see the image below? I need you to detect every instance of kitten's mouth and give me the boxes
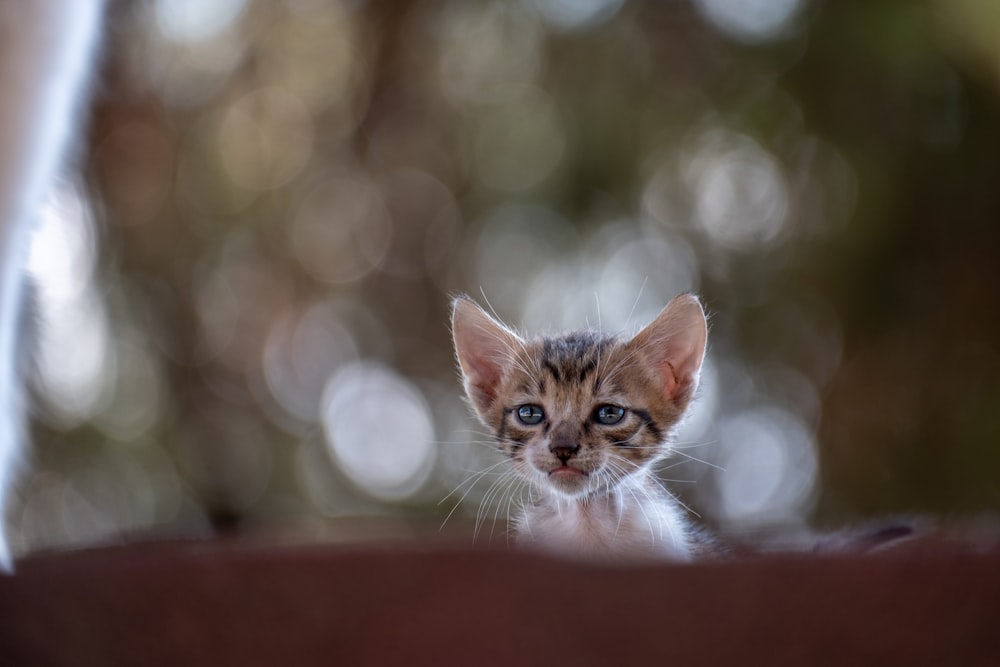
[548,465,587,478]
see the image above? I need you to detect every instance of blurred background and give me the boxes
[10,0,1000,556]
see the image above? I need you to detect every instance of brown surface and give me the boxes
[1,539,998,666]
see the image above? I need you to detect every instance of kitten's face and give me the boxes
[452,295,707,499]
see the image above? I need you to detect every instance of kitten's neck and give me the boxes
[517,471,693,561]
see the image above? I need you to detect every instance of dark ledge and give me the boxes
[1,539,998,665]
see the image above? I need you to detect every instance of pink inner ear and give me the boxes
[660,360,683,402]
[452,298,519,416]
[464,352,502,408]
[658,357,697,405]
[631,295,707,407]
[661,328,705,403]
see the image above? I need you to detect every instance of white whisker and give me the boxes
[672,449,725,472]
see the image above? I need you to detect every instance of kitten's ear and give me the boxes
[451,297,523,418]
[627,294,707,408]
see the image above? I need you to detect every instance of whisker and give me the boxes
[438,456,511,506]
[623,276,648,333]
[594,291,602,332]
[662,486,702,520]
[671,449,725,472]
[489,473,524,543]
[671,440,719,450]
[478,287,502,322]
[473,471,514,541]
[625,483,655,543]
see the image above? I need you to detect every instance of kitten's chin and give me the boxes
[545,466,590,496]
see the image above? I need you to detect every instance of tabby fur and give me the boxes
[451,293,708,560]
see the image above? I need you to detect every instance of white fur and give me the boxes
[0,0,103,570]
[519,474,693,561]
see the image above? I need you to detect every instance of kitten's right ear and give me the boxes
[451,297,522,418]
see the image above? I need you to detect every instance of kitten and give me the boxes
[0,0,104,570]
[451,293,709,561]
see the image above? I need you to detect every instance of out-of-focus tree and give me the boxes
[11,0,1000,555]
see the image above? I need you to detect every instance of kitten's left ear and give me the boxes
[627,294,707,408]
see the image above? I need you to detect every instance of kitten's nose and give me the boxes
[549,440,580,464]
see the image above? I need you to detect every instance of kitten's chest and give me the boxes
[519,483,692,561]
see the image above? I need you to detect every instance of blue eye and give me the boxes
[516,405,545,425]
[594,405,625,425]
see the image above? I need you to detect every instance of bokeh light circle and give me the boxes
[321,362,436,501]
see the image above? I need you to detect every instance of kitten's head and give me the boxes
[451,294,707,499]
